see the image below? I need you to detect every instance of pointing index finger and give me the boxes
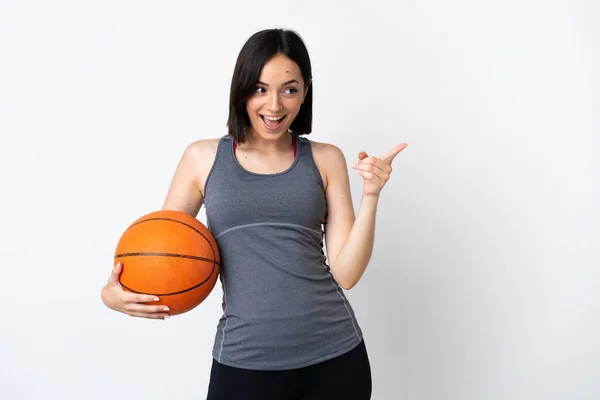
[382,143,408,162]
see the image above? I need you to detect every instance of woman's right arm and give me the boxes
[101,141,207,319]
[161,141,206,216]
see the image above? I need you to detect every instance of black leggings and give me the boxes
[206,340,372,400]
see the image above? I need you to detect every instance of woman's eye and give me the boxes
[254,87,297,95]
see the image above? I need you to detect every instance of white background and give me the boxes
[0,1,598,399]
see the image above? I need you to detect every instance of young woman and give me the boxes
[101,28,407,400]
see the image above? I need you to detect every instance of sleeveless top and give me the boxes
[202,134,363,371]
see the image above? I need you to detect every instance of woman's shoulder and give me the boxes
[182,137,223,193]
[187,136,223,154]
[307,138,343,156]
[307,138,347,166]
[306,138,347,192]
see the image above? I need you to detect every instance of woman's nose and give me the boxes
[267,92,283,112]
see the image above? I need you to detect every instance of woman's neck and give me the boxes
[237,131,293,155]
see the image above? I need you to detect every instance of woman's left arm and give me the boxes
[321,142,407,290]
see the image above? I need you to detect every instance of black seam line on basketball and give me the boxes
[126,217,217,262]
[118,261,218,296]
[114,252,220,266]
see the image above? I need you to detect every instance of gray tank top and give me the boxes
[203,134,363,371]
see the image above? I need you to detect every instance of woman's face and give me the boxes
[245,54,308,140]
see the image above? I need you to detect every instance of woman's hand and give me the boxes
[101,262,171,320]
[351,143,408,196]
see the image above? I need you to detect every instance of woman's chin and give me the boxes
[250,124,290,137]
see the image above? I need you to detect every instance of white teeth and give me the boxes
[263,115,284,121]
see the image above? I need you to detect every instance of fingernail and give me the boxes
[153,297,160,301]
[163,307,170,311]
[163,315,170,320]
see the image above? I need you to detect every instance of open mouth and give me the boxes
[260,114,286,131]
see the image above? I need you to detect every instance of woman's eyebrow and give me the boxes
[257,79,300,86]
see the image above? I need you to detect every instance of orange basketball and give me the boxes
[114,210,220,316]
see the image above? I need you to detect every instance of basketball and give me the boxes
[114,210,220,316]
